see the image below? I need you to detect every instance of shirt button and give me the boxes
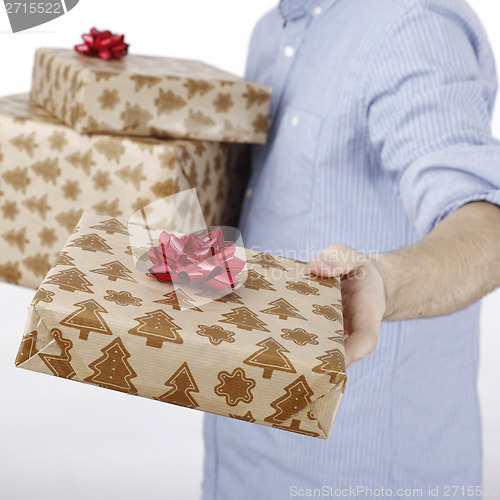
[291,116,299,126]
[284,46,295,58]
[313,6,323,16]
[245,188,253,199]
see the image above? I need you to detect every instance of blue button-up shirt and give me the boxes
[202,1,500,498]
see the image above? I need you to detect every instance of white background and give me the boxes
[0,1,499,499]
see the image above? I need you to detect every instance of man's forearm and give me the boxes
[372,201,500,321]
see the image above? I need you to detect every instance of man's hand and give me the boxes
[310,202,500,369]
[309,244,385,368]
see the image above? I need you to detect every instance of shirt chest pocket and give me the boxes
[258,107,323,219]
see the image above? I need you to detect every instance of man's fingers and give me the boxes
[309,243,368,278]
[344,329,378,368]
[310,244,384,369]
[343,291,384,368]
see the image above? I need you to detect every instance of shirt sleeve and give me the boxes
[244,8,275,81]
[366,0,500,238]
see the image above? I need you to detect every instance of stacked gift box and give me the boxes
[6,35,347,438]
[1,41,271,289]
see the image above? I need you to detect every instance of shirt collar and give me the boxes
[279,0,337,22]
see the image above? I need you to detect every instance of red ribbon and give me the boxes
[148,228,246,290]
[75,27,129,60]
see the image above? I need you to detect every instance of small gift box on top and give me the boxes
[31,47,272,143]
[16,211,346,439]
[0,94,246,289]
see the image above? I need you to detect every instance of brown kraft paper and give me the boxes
[0,94,246,289]
[16,212,346,439]
[31,48,272,144]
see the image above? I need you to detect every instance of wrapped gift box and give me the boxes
[31,48,271,143]
[16,212,346,439]
[0,94,246,289]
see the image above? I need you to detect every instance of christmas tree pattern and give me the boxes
[128,309,183,348]
[196,325,235,345]
[31,158,61,184]
[2,227,29,251]
[328,333,345,347]
[264,375,315,427]
[90,218,130,236]
[116,163,146,190]
[243,270,276,291]
[272,419,320,438]
[312,304,342,323]
[214,367,256,406]
[59,299,112,341]
[32,287,55,306]
[24,253,51,278]
[92,198,122,218]
[10,131,38,157]
[153,289,202,312]
[228,411,256,423]
[15,330,38,365]
[23,194,50,219]
[219,306,270,332]
[83,337,137,394]
[68,233,113,254]
[214,292,243,304]
[156,362,199,408]
[130,74,162,91]
[247,252,287,271]
[281,328,319,347]
[244,338,296,379]
[90,261,137,283]
[260,298,306,321]
[39,328,76,379]
[312,349,344,383]
[65,149,95,175]
[285,281,320,296]
[45,268,94,293]
[56,209,82,232]
[2,166,30,193]
[196,290,243,304]
[54,251,75,267]
[243,85,270,108]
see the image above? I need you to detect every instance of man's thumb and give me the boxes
[309,244,367,278]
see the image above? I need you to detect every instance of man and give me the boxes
[202,0,500,498]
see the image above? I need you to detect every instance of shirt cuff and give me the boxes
[398,146,500,237]
[430,190,500,234]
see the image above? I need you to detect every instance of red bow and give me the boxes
[148,228,246,290]
[75,28,129,60]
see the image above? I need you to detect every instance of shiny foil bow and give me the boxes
[148,228,245,290]
[75,28,129,60]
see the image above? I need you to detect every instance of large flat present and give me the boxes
[16,212,346,439]
[0,94,245,289]
[30,48,271,144]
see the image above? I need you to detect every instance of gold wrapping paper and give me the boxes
[31,48,272,144]
[16,212,346,439]
[0,94,246,289]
